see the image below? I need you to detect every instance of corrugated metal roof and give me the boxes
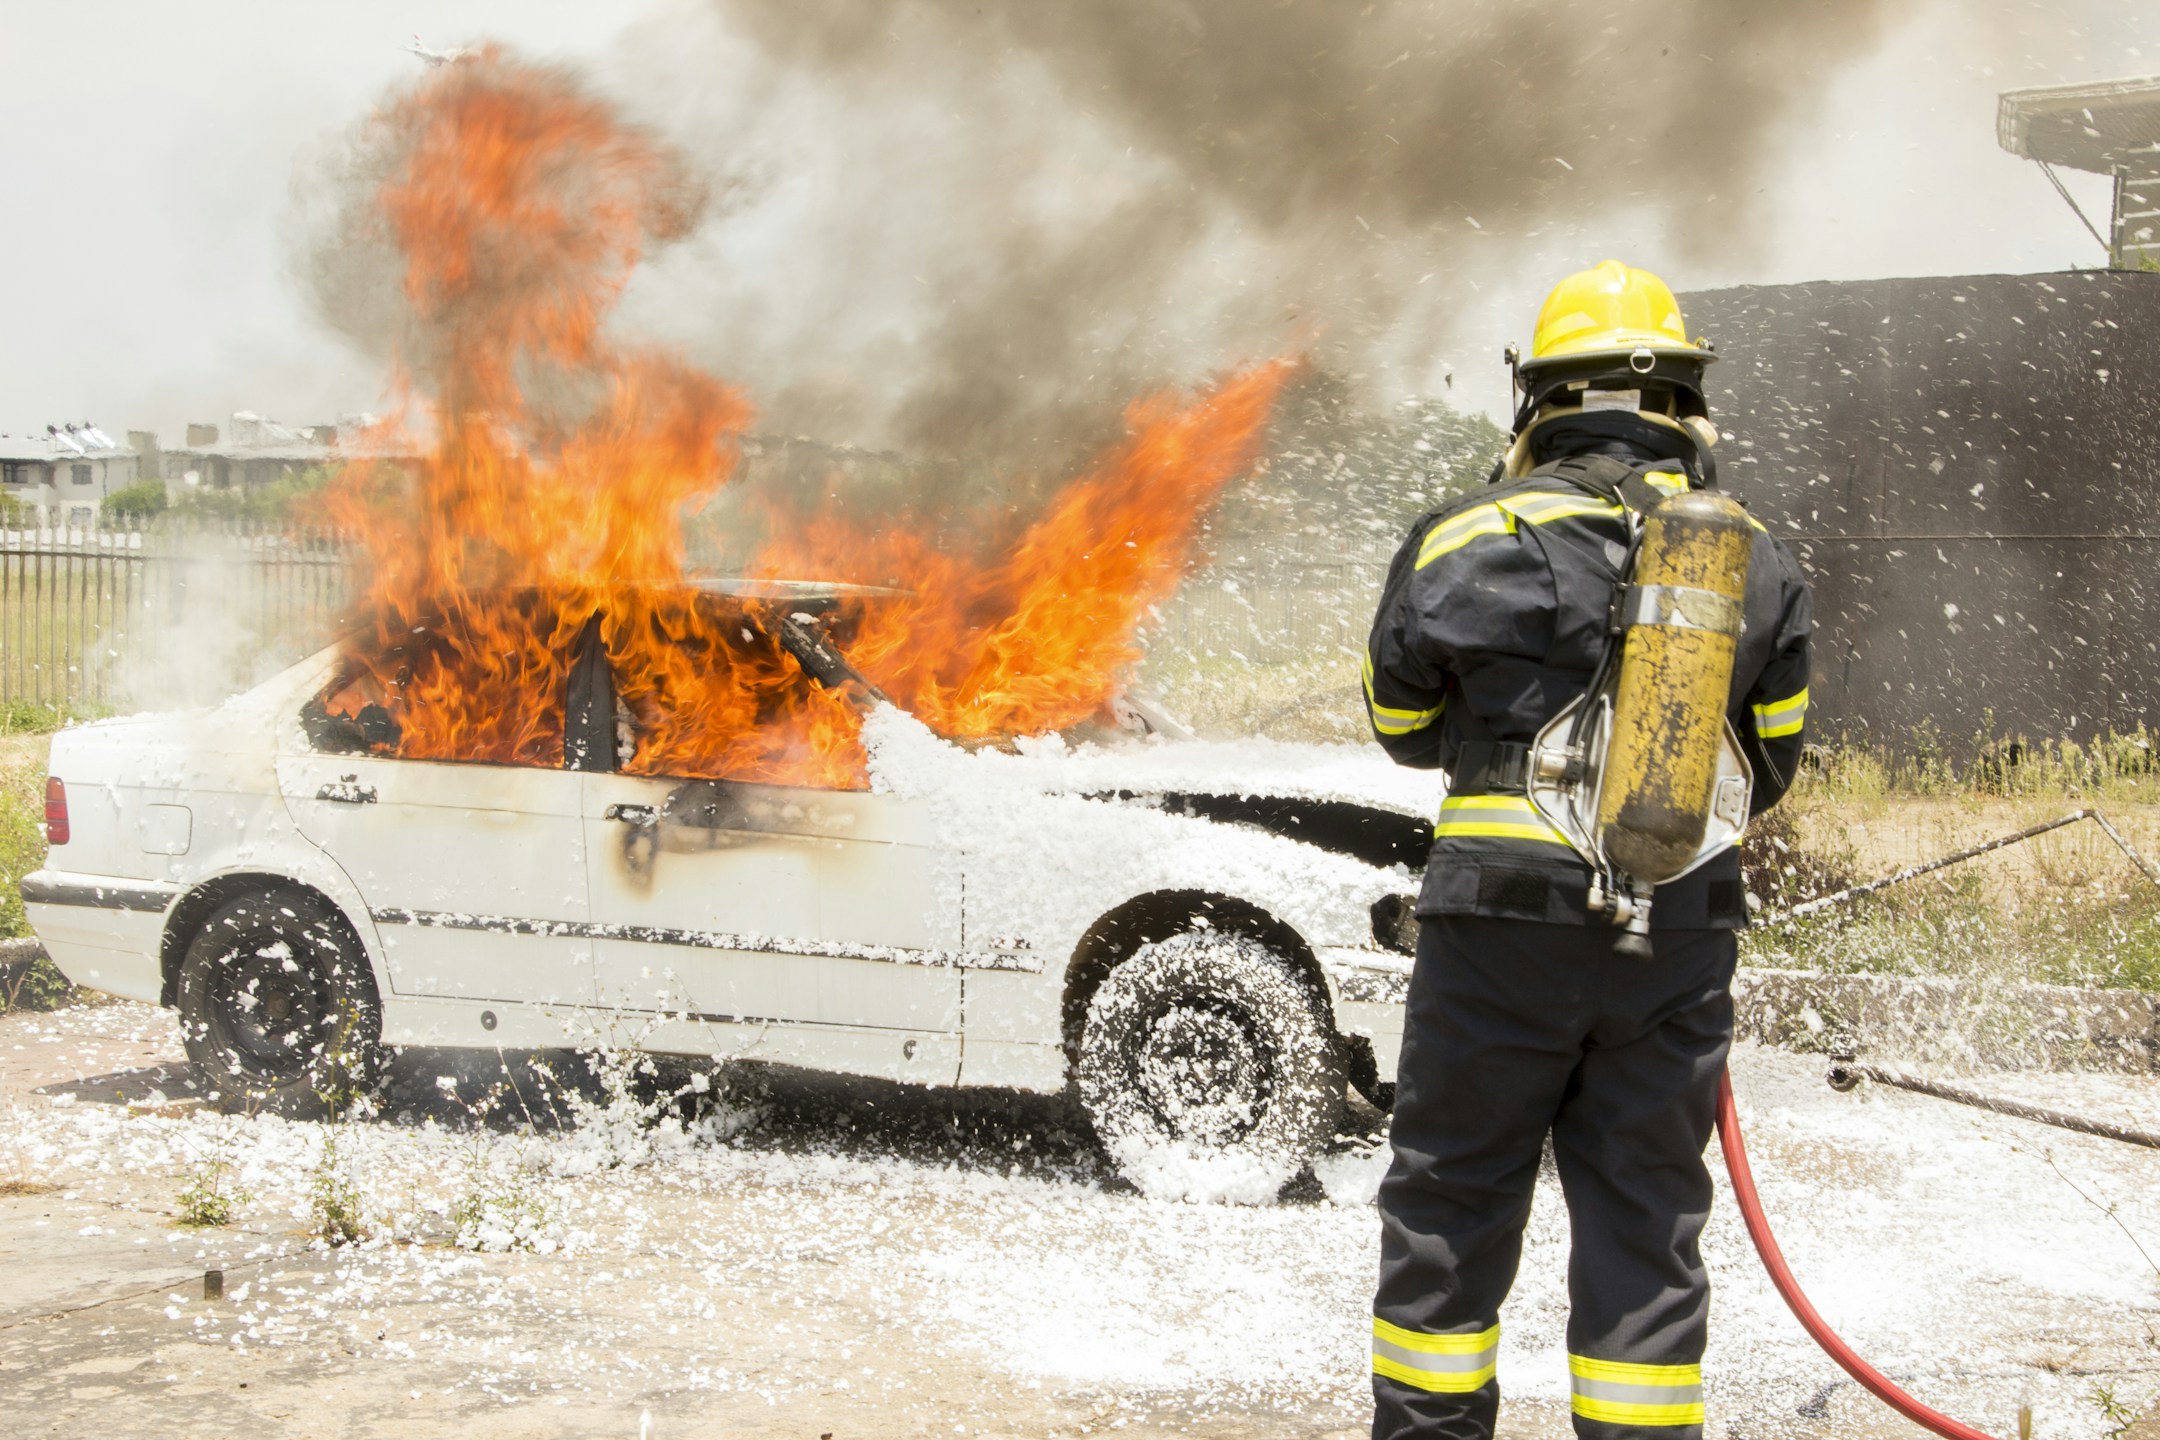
[1999,74,2160,172]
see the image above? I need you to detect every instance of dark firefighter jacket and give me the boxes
[1364,448,1813,929]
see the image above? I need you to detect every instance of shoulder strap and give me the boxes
[1524,453,1685,515]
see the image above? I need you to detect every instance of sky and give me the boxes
[0,0,2151,441]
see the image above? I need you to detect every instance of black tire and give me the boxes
[175,890,381,1119]
[1076,931,1344,1191]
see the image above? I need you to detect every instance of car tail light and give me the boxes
[44,777,68,845]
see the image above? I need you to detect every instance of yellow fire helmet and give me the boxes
[1499,259,1723,478]
[1523,259,1710,371]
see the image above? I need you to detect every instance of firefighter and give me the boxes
[1363,259,1813,1440]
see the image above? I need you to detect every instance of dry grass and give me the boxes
[1749,780,2160,994]
[1137,648,1367,743]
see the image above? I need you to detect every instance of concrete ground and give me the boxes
[2,998,2156,1439]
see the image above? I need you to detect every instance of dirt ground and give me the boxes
[3,1000,2157,1439]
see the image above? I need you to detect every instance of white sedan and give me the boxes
[24,587,1430,1186]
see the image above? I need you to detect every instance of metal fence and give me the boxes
[0,519,1388,716]
[0,521,353,712]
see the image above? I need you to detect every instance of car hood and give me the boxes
[863,705,1444,818]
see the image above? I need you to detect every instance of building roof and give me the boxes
[1998,73,2160,173]
[0,430,129,465]
[166,445,339,464]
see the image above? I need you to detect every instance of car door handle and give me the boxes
[316,777,377,805]
[605,803,657,825]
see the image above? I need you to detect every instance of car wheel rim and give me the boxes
[206,942,325,1083]
[1133,1001,1271,1146]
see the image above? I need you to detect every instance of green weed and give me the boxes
[309,1128,367,1246]
[2086,1381,2145,1440]
[176,1155,249,1228]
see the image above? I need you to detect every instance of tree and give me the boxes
[101,481,169,525]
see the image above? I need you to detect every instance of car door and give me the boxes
[277,750,596,1007]
[581,770,962,1066]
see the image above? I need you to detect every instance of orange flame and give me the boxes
[324,50,1287,789]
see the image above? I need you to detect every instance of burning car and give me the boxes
[24,582,1431,1188]
[18,48,1438,1192]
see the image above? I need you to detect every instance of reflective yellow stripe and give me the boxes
[1751,686,1809,740]
[1415,491,1628,570]
[1417,504,1511,568]
[1434,795,1570,846]
[1372,1319,1499,1394]
[1571,1396,1707,1427]
[1362,651,1444,737]
[1568,1354,1704,1428]
[1497,494,1626,526]
[1645,469,1689,496]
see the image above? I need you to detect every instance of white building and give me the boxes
[0,424,140,527]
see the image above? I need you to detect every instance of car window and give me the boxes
[605,591,871,792]
[302,595,591,769]
[302,588,876,788]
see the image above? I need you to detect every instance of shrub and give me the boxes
[169,463,341,522]
[0,748,46,942]
[1,953,72,1011]
[100,480,168,525]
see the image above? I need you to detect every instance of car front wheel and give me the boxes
[1076,930,1344,1198]
[176,890,381,1119]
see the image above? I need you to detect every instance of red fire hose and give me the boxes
[1715,1069,2005,1440]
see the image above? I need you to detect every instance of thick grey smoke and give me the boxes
[602,0,1893,476]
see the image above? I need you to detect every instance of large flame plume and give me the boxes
[324,50,1286,789]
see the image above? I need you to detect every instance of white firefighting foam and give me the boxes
[3,998,2155,1435]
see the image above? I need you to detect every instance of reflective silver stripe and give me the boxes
[1372,1336,1495,1375]
[1571,1376,1703,1407]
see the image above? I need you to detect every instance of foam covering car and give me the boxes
[24,585,1432,1186]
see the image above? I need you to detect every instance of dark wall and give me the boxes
[1683,270,2160,747]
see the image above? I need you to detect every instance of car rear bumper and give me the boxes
[21,870,178,1005]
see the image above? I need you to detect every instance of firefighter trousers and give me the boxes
[1371,914,1736,1440]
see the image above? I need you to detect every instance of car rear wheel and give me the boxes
[176,890,381,1119]
[1076,930,1344,1197]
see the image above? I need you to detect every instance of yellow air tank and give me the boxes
[1596,491,1755,883]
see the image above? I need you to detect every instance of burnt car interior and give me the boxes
[301,583,885,771]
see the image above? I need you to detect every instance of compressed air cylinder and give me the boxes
[1596,491,1755,884]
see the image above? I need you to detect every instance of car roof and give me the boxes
[689,578,911,602]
